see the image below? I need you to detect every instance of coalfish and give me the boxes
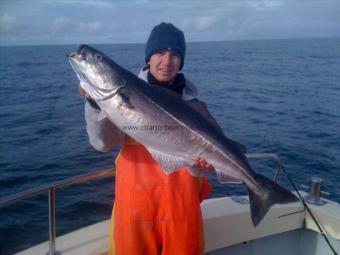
[68,45,298,226]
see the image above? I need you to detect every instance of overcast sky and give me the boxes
[1,0,340,46]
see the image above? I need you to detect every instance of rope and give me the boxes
[281,164,338,255]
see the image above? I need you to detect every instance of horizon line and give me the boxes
[1,35,339,48]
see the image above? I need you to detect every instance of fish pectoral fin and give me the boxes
[98,111,108,121]
[117,93,134,110]
[146,148,188,174]
[216,169,243,184]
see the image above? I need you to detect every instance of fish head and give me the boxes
[68,44,125,101]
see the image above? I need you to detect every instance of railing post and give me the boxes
[0,168,115,255]
[46,188,61,255]
[246,153,282,182]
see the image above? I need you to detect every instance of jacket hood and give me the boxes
[138,66,198,101]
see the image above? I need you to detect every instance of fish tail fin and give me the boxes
[247,174,299,227]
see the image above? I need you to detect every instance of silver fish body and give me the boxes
[68,45,298,226]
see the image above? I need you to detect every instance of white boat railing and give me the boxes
[246,153,282,181]
[0,153,281,255]
[0,168,115,255]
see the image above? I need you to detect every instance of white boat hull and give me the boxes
[15,193,340,255]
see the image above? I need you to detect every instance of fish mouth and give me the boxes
[67,44,117,101]
[67,51,78,59]
[67,51,83,61]
[67,45,88,60]
[67,48,89,92]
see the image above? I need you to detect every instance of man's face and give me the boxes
[148,49,181,84]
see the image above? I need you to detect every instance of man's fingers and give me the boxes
[193,157,214,171]
[205,163,214,171]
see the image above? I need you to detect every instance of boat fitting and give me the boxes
[304,177,326,206]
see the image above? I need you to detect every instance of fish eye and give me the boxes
[95,54,102,61]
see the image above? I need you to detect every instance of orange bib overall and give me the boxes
[108,140,211,255]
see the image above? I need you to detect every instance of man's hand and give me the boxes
[193,157,214,172]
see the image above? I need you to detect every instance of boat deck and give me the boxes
[15,194,340,255]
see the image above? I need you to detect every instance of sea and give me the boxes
[0,38,339,254]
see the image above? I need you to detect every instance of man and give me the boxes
[81,23,226,255]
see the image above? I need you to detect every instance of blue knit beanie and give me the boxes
[145,22,186,70]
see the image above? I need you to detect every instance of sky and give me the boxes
[1,0,340,46]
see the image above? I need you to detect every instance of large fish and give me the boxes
[68,45,298,226]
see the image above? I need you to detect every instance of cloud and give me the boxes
[249,0,284,11]
[0,14,17,31]
[57,0,113,8]
[180,15,220,32]
[135,0,150,4]
[79,21,104,34]
[52,17,70,29]
[196,16,219,31]
[1,0,340,46]
[107,20,139,33]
